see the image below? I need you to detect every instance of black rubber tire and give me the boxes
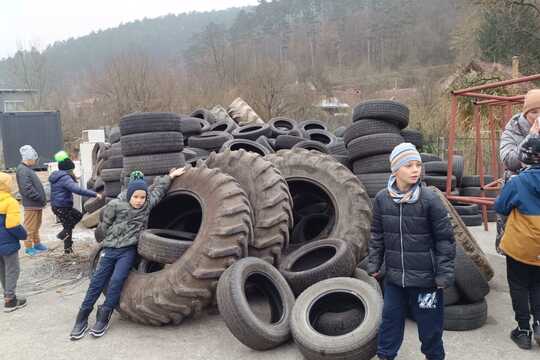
[179,117,204,136]
[453,204,479,216]
[347,133,405,161]
[420,153,441,163]
[216,257,295,350]
[117,165,253,326]
[101,168,123,182]
[486,209,497,222]
[123,152,185,176]
[83,196,107,214]
[352,154,391,175]
[460,214,483,227]
[423,175,456,191]
[444,286,460,306]
[103,142,122,159]
[344,119,400,146]
[432,187,494,281]
[102,156,123,170]
[327,142,348,156]
[93,177,105,192]
[266,149,372,259]
[292,140,328,153]
[353,268,382,296]
[312,308,365,337]
[220,139,270,156]
[109,127,121,144]
[269,117,298,137]
[424,156,464,182]
[460,187,498,198]
[255,136,275,153]
[209,119,238,133]
[353,100,409,129]
[444,299,488,331]
[275,135,305,149]
[334,126,346,138]
[299,120,328,133]
[81,208,102,229]
[205,150,293,265]
[356,173,391,198]
[187,131,233,150]
[454,244,490,302]
[137,229,195,264]
[332,155,349,167]
[304,129,337,146]
[400,129,424,148]
[104,181,121,197]
[291,214,330,248]
[121,132,183,156]
[279,239,357,296]
[461,175,495,188]
[120,112,181,136]
[191,108,217,124]
[232,124,272,141]
[291,277,382,360]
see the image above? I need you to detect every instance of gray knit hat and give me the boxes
[20,145,38,161]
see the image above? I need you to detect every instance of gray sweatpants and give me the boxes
[0,252,20,299]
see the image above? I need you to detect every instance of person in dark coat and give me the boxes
[368,142,455,360]
[49,151,100,254]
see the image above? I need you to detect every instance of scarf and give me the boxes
[387,175,421,204]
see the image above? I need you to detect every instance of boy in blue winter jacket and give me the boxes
[0,172,28,312]
[49,151,100,254]
[368,143,455,360]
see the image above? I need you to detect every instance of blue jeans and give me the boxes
[377,281,445,360]
[81,246,136,311]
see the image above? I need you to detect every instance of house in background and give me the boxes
[0,89,36,112]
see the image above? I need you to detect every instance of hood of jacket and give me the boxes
[49,170,71,184]
[0,172,13,194]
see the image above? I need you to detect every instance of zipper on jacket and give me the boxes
[400,203,405,288]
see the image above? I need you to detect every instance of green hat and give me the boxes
[54,150,69,162]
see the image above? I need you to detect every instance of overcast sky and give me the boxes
[0,0,259,59]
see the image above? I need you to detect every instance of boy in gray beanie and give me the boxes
[15,145,48,256]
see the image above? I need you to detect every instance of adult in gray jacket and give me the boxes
[15,145,48,256]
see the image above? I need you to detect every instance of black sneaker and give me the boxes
[533,321,540,346]
[89,306,113,338]
[70,308,92,341]
[511,327,532,350]
[56,230,67,240]
[4,297,27,313]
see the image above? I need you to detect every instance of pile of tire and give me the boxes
[456,175,498,224]
[119,112,186,187]
[344,100,425,201]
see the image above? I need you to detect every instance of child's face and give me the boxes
[526,108,540,124]
[395,160,422,186]
[129,190,147,209]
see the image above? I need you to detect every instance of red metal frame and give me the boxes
[447,74,540,230]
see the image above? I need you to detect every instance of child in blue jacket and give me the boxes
[0,172,28,312]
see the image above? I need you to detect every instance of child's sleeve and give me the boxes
[147,175,172,209]
[367,196,385,275]
[96,202,116,242]
[65,176,98,198]
[5,198,27,240]
[430,195,456,289]
[494,178,519,216]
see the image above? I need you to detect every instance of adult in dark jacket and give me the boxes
[15,145,48,256]
[49,151,99,254]
[368,142,455,360]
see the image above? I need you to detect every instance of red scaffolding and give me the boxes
[446,74,540,230]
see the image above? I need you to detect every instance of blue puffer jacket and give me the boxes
[49,170,97,208]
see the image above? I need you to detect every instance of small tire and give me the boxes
[444,299,488,331]
[187,131,233,150]
[344,119,400,145]
[120,112,181,135]
[347,133,404,161]
[269,117,298,137]
[352,154,391,175]
[353,100,409,129]
[444,286,460,306]
[123,152,186,176]
[454,244,490,302]
[275,135,305,150]
[304,129,337,146]
[220,139,271,156]
[292,140,328,153]
[460,214,483,227]
[137,229,195,264]
[232,124,272,141]
[121,132,183,156]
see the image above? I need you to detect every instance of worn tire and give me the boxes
[461,175,495,188]
[327,142,348,156]
[420,153,441,163]
[120,112,181,135]
[121,132,183,156]
[101,168,123,182]
[104,181,121,198]
[352,154,391,175]
[299,120,328,133]
[117,166,253,326]
[454,244,490,302]
[191,108,217,124]
[460,214,483,227]
[123,152,185,176]
[453,204,479,216]
[216,257,295,350]
[344,119,400,145]
[460,187,498,198]
[312,308,365,337]
[220,139,270,156]
[269,117,298,137]
[423,175,456,191]
[353,268,382,296]
[275,135,305,149]
[279,239,357,296]
[179,117,204,136]
[444,286,460,306]
[187,131,233,150]
[304,129,337,146]
[353,100,409,129]
[205,150,293,265]
[356,173,391,198]
[292,140,328,153]
[232,124,272,141]
[255,136,275,153]
[137,229,196,264]
[400,129,423,148]
[347,133,404,161]
[266,149,372,259]
[432,187,494,281]
[209,119,238,133]
[102,156,123,170]
[444,299,488,331]
[291,277,382,360]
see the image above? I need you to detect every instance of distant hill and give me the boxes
[0,7,248,87]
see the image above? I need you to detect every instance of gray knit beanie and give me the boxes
[20,145,38,161]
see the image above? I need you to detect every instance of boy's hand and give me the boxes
[96,193,103,200]
[169,167,186,179]
[371,272,381,279]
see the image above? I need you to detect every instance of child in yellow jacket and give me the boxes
[0,172,28,312]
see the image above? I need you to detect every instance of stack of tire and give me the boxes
[119,112,186,187]
[344,100,410,201]
[458,175,498,224]
[421,154,463,195]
